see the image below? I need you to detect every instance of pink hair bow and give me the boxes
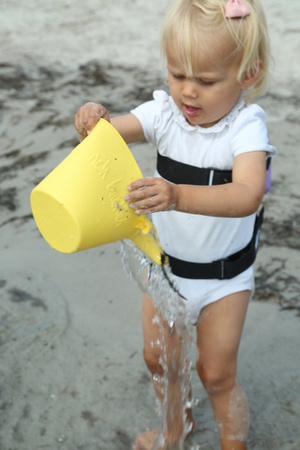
[225,0,250,18]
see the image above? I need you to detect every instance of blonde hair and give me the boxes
[161,0,270,101]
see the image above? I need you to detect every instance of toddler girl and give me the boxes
[74,0,277,448]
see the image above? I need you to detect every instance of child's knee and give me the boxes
[143,345,162,375]
[196,361,236,396]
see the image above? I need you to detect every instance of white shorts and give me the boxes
[172,266,254,325]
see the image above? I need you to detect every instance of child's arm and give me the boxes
[125,151,267,218]
[74,102,145,143]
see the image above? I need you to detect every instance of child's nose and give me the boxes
[182,79,198,98]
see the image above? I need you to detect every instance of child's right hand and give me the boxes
[74,102,110,141]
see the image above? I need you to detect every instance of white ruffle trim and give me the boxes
[153,90,245,134]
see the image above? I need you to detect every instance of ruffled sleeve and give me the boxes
[229,104,277,158]
[130,90,174,146]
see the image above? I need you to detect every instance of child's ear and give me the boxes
[241,60,264,90]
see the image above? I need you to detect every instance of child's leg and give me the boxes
[134,293,194,450]
[196,290,250,450]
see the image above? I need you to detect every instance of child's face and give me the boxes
[167,43,246,128]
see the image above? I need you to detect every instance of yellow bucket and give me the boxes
[30,119,162,265]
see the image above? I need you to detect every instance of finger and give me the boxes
[134,204,160,215]
[74,106,91,139]
[82,103,101,132]
[75,103,109,139]
[129,193,176,215]
[128,196,156,209]
[74,118,88,141]
[125,186,158,203]
[127,177,157,193]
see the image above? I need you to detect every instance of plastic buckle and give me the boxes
[208,169,215,185]
[213,259,226,279]
[220,259,225,279]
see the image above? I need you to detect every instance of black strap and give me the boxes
[157,151,232,185]
[157,150,265,279]
[166,207,264,280]
[157,151,271,185]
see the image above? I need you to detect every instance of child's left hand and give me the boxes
[125,177,178,215]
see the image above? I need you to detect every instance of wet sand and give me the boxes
[1,1,300,449]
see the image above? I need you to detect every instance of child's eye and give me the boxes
[171,73,185,80]
[198,79,215,86]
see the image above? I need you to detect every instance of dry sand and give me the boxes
[1,1,300,449]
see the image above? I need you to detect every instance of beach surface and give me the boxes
[1,1,300,449]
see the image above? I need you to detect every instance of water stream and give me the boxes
[121,239,195,449]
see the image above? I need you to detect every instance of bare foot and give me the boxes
[132,421,196,450]
[133,429,159,450]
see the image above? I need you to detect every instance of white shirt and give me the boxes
[131,90,277,264]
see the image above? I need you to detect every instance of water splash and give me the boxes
[121,239,193,449]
